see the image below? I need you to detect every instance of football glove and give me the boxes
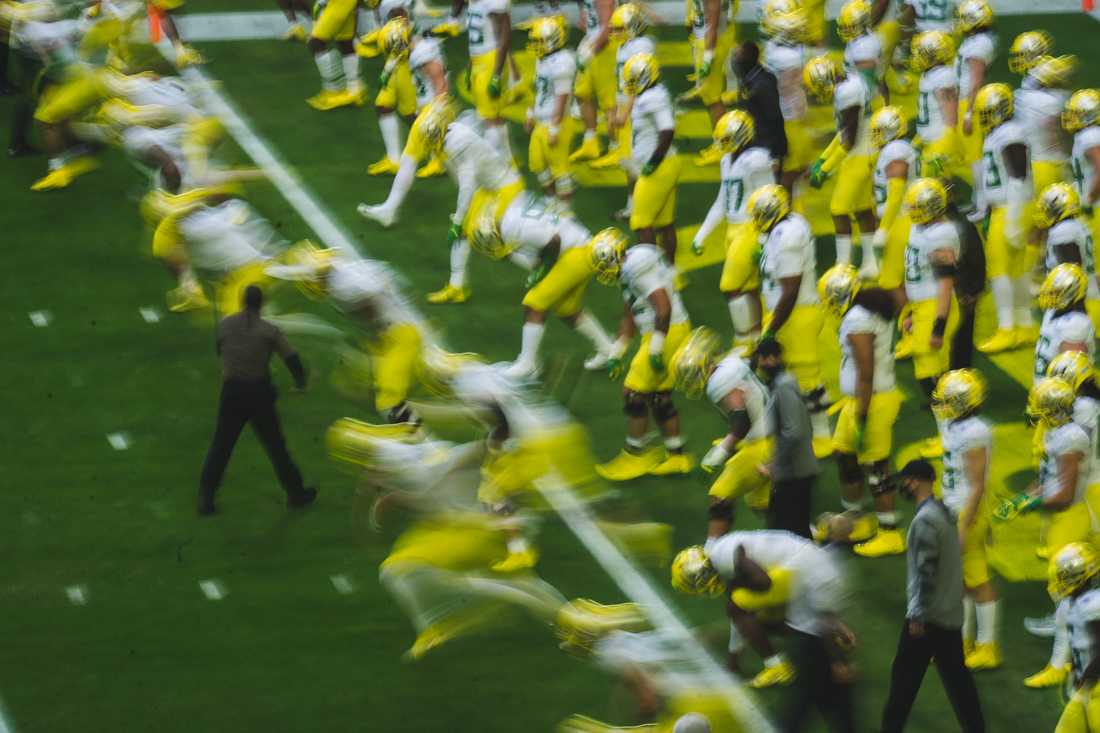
[488,74,502,98]
[649,352,665,373]
[993,492,1041,522]
[446,222,462,245]
[699,49,714,78]
[809,158,828,188]
[641,161,656,176]
[701,442,732,473]
[606,356,624,380]
[526,264,549,289]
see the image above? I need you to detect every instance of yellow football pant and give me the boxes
[34,68,107,124]
[909,297,959,380]
[831,390,903,463]
[528,118,576,184]
[369,323,423,412]
[311,0,357,42]
[630,154,682,230]
[878,211,911,291]
[215,262,270,315]
[1056,685,1100,733]
[375,60,417,116]
[470,51,509,120]
[764,305,824,392]
[573,42,616,112]
[829,153,876,217]
[783,119,814,173]
[718,221,760,293]
[690,27,735,106]
[957,99,983,175]
[402,106,434,163]
[960,507,992,588]
[1046,502,1092,558]
[522,245,595,317]
[624,322,691,393]
[708,437,772,503]
[1033,160,1069,202]
[985,205,1030,280]
[381,515,510,573]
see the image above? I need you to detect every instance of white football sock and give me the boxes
[573,310,613,352]
[835,234,852,265]
[875,511,899,529]
[990,275,1014,330]
[342,53,361,93]
[449,239,470,288]
[584,129,596,142]
[861,232,877,266]
[976,600,999,645]
[314,49,340,91]
[382,154,417,209]
[379,113,401,161]
[516,322,545,367]
[1014,275,1035,327]
[963,596,976,644]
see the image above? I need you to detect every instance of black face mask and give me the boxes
[734,60,755,79]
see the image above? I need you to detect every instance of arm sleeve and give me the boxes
[695,186,726,244]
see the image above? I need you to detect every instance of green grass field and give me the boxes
[2,9,1098,732]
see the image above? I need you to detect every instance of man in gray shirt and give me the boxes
[756,339,817,538]
[198,285,315,516]
[880,459,985,732]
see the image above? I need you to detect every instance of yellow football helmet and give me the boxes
[817,264,861,317]
[528,15,567,58]
[761,7,809,43]
[802,55,840,103]
[747,184,791,233]
[955,0,992,34]
[278,239,336,298]
[910,30,955,72]
[671,327,722,399]
[931,369,986,420]
[713,109,755,155]
[1008,30,1052,74]
[1034,182,1081,229]
[1047,351,1095,392]
[973,82,1013,131]
[419,97,457,152]
[1030,54,1077,90]
[469,207,513,260]
[609,3,648,42]
[1063,89,1100,133]
[671,546,724,597]
[590,227,629,284]
[1028,377,1077,429]
[1049,542,1100,602]
[870,106,907,149]
[836,0,871,42]
[904,178,948,225]
[621,52,660,96]
[380,16,412,57]
[1038,263,1087,311]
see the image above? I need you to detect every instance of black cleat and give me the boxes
[197,494,217,516]
[287,486,318,510]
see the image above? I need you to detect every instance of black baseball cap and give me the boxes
[892,459,937,483]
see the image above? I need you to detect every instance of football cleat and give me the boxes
[588,148,623,169]
[30,156,99,191]
[1024,663,1070,688]
[749,660,796,688]
[854,528,906,557]
[344,87,367,107]
[1014,325,1040,345]
[357,202,397,227]
[166,283,211,312]
[649,452,694,476]
[569,136,602,163]
[283,23,307,42]
[596,448,661,481]
[306,89,350,110]
[975,328,1018,354]
[367,157,400,176]
[965,642,1002,670]
[416,155,447,178]
[426,284,471,304]
[491,548,539,573]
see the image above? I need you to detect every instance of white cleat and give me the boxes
[858,258,880,281]
[357,203,396,227]
[583,351,610,371]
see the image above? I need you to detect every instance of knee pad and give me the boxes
[837,452,863,485]
[652,391,678,422]
[803,385,829,413]
[623,390,648,418]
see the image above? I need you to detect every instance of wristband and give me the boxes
[932,317,947,337]
[648,331,666,356]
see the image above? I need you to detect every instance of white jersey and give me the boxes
[955,32,995,101]
[904,0,956,32]
[916,66,957,144]
[718,147,774,224]
[1015,85,1069,163]
[501,193,590,269]
[760,213,817,311]
[843,33,881,78]
[1076,396,1100,486]
[408,38,446,110]
[980,120,1032,208]
[705,354,772,441]
[763,41,807,121]
[533,49,576,123]
[1040,421,1091,504]
[121,124,195,191]
[940,415,992,515]
[619,244,689,333]
[1046,217,1099,300]
[616,36,656,101]
[1063,590,1100,685]
[873,139,918,218]
[178,201,273,274]
[704,531,846,636]
[1034,311,1095,382]
[904,220,960,302]
[631,83,677,167]
[1072,127,1100,207]
[467,0,509,57]
[838,304,896,395]
[327,258,418,329]
[444,117,520,195]
[834,73,874,156]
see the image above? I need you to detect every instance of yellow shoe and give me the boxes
[893,334,913,360]
[596,449,661,481]
[813,436,834,459]
[426,284,470,304]
[306,89,349,111]
[569,136,602,163]
[749,660,795,688]
[963,638,975,657]
[1015,325,1040,347]
[693,143,724,167]
[345,87,367,107]
[589,149,623,170]
[368,156,400,176]
[919,436,943,459]
[976,328,1018,354]
[1024,664,1070,688]
[848,513,878,543]
[649,452,694,476]
[166,283,210,312]
[283,23,307,41]
[965,642,1002,671]
[854,528,906,558]
[491,548,538,573]
[31,168,73,191]
[416,156,447,178]
[64,155,99,179]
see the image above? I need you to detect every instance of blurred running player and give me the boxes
[1017,54,1076,206]
[1035,183,1100,330]
[452,0,513,157]
[760,3,811,198]
[870,106,917,294]
[910,30,960,181]
[525,15,577,205]
[306,0,365,110]
[568,0,616,163]
[954,0,995,190]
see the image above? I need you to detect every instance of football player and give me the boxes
[525,16,577,205]
[466,206,616,377]
[910,30,960,181]
[670,328,772,525]
[568,0,616,163]
[1064,89,1100,239]
[1007,29,1052,80]
[305,0,365,110]
[760,3,812,198]
[838,1,884,103]
[691,110,774,345]
[954,0,996,190]
[592,236,694,480]
[869,106,917,294]
[1035,183,1100,330]
[748,184,832,455]
[686,0,736,166]
[818,265,905,558]
[893,0,957,93]
[803,55,878,272]
[369,17,416,175]
[1044,543,1100,722]
[622,53,682,269]
[972,82,1035,353]
[931,369,1001,670]
[1017,54,1076,204]
[1033,264,1094,384]
[452,0,513,158]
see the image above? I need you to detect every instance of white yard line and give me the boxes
[175,59,773,730]
[0,698,14,733]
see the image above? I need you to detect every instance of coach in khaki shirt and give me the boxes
[197,285,315,515]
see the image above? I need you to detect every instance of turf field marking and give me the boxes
[330,574,356,595]
[139,307,162,324]
[106,432,131,451]
[199,579,227,600]
[27,310,51,327]
[65,585,88,606]
[0,696,15,733]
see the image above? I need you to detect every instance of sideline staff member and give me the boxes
[198,285,316,515]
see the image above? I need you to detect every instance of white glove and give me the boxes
[701,443,732,473]
[872,227,887,250]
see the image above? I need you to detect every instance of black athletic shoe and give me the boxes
[287,486,318,510]
[197,493,217,516]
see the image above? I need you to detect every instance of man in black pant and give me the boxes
[198,285,316,515]
[948,201,986,369]
[880,460,985,732]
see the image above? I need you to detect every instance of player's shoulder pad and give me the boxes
[925,64,958,89]
[621,243,662,280]
[955,416,993,449]
[409,37,442,67]
[1077,125,1100,149]
[880,138,916,165]
[1076,589,1100,623]
[842,304,878,333]
[706,354,752,403]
